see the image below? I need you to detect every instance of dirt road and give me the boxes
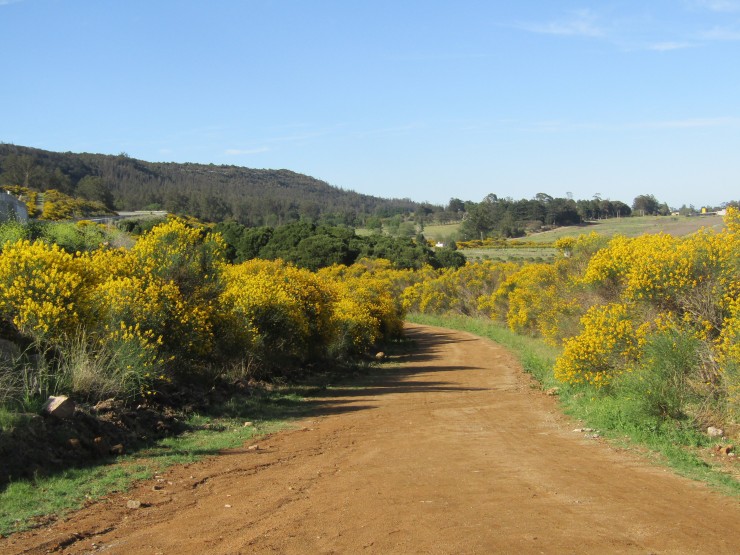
[3,324,739,554]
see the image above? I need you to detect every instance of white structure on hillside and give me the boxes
[0,190,29,223]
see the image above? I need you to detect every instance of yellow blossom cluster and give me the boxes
[484,262,578,342]
[131,218,227,292]
[554,303,644,386]
[318,259,411,353]
[95,275,215,357]
[0,240,87,341]
[402,261,518,316]
[222,260,323,361]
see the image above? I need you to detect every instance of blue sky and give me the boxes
[1,1,738,209]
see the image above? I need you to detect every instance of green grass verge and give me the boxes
[407,313,739,496]
[0,388,312,536]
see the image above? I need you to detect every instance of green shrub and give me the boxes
[613,330,701,424]
[39,222,108,253]
[0,222,30,249]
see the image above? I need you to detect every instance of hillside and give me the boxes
[0,144,425,225]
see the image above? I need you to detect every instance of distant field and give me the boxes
[457,215,725,262]
[421,223,461,241]
[356,215,725,251]
[524,215,725,244]
[462,247,557,263]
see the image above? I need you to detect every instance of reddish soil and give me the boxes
[3,324,739,554]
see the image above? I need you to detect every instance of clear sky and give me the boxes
[1,0,738,209]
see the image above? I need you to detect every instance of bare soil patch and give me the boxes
[3,324,738,554]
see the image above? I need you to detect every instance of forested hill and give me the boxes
[0,144,424,225]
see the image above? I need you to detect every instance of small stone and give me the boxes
[93,398,118,413]
[110,444,125,455]
[243,421,253,427]
[375,352,385,360]
[42,396,75,419]
[545,387,560,396]
[152,485,165,491]
[126,500,142,509]
[67,438,82,449]
[248,444,260,450]
[224,504,232,508]
[707,426,724,438]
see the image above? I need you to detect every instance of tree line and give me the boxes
[4,143,727,239]
[0,144,425,226]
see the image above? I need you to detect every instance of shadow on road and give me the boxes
[0,324,471,491]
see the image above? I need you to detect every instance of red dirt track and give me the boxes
[3,323,739,554]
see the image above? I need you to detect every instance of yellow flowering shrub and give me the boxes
[674,229,739,339]
[83,247,138,285]
[513,262,584,343]
[221,260,319,361]
[219,258,406,364]
[93,274,214,358]
[344,273,404,339]
[554,232,609,272]
[719,298,740,365]
[403,261,517,316]
[554,303,643,387]
[0,240,87,342]
[552,215,734,393]
[582,234,640,300]
[328,284,383,354]
[318,260,409,356]
[0,218,426,401]
[627,235,694,306]
[478,259,584,344]
[718,297,740,421]
[583,227,738,335]
[131,217,227,299]
[725,206,740,233]
[321,258,426,298]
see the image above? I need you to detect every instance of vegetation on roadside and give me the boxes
[0,217,423,489]
[0,386,313,536]
[1,201,738,536]
[405,210,740,432]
